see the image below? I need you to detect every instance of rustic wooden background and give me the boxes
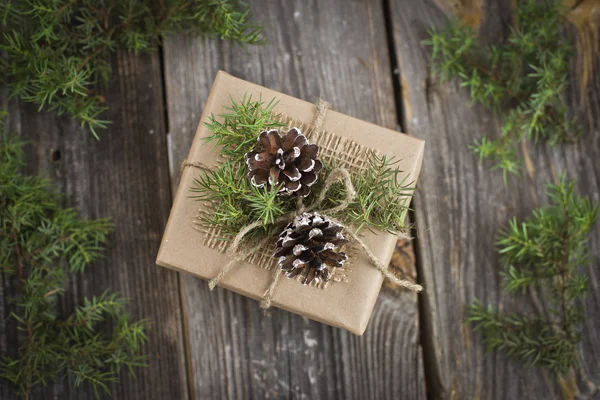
[1,0,599,399]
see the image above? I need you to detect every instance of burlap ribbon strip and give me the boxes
[181,99,423,310]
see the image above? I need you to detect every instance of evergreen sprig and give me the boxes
[320,153,414,233]
[203,94,286,162]
[0,0,264,138]
[191,94,290,238]
[190,95,413,240]
[191,161,292,239]
[468,177,598,374]
[0,118,149,398]
[424,0,580,181]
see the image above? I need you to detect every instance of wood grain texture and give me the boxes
[162,0,425,399]
[3,1,596,399]
[388,0,600,398]
[0,49,189,399]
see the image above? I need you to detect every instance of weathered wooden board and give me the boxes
[388,0,600,398]
[3,1,596,398]
[0,49,189,399]
[162,0,425,399]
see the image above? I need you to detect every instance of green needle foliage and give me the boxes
[204,94,287,161]
[192,160,291,238]
[424,0,580,181]
[192,94,289,238]
[468,177,598,374]
[0,117,149,398]
[190,95,413,240]
[0,0,264,138]
[319,153,414,233]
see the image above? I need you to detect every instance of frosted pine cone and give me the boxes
[274,212,348,285]
[244,128,323,197]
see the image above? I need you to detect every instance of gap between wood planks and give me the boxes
[381,0,441,399]
[157,44,196,400]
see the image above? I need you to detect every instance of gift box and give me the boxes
[156,71,424,335]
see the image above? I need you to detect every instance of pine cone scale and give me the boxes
[257,131,270,149]
[249,168,269,187]
[268,166,279,186]
[259,151,276,163]
[300,172,317,186]
[281,128,306,149]
[247,156,270,171]
[267,130,282,152]
[286,180,301,192]
[282,165,301,181]
[300,144,318,159]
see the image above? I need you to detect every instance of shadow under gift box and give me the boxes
[156,71,424,335]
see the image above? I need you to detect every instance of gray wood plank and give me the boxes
[1,49,189,399]
[162,0,425,399]
[388,0,600,398]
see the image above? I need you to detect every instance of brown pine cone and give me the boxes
[244,128,323,197]
[274,212,348,285]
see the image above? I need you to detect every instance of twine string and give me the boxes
[344,229,422,292]
[306,168,356,215]
[312,99,330,134]
[180,160,210,177]
[207,220,263,290]
[260,264,282,309]
[192,98,422,309]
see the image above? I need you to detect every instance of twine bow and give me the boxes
[182,99,423,310]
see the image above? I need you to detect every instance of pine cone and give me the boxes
[274,212,348,285]
[244,128,323,197]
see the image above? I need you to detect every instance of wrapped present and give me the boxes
[156,71,424,335]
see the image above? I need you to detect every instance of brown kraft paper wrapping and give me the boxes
[156,71,424,335]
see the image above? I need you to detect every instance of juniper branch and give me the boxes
[468,176,598,374]
[0,114,149,398]
[0,0,265,138]
[316,153,414,234]
[424,0,581,181]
